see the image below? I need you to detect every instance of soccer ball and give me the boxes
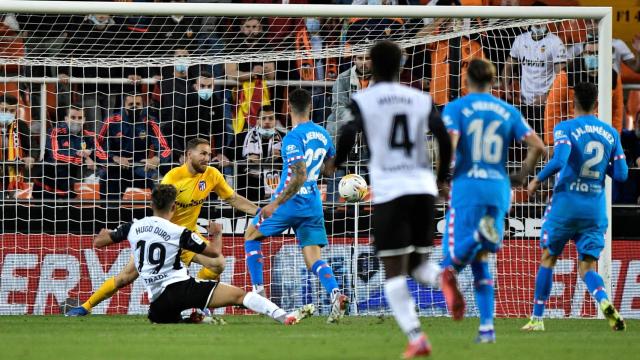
[338,174,368,202]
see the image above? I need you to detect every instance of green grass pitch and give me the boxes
[0,316,637,360]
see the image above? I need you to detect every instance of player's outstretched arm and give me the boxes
[512,132,545,187]
[261,161,307,218]
[608,133,629,183]
[180,229,220,258]
[93,228,115,248]
[93,223,132,248]
[224,192,260,216]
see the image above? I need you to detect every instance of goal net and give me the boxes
[1,3,635,319]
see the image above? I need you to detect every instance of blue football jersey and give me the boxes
[273,121,335,217]
[543,115,626,221]
[443,93,533,210]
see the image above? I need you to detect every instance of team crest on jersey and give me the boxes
[198,180,206,191]
[540,45,546,53]
[554,130,565,139]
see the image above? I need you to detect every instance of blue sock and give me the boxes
[583,270,609,304]
[442,237,481,273]
[311,260,339,295]
[532,266,553,318]
[244,240,264,287]
[471,261,494,328]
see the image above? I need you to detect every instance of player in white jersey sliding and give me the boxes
[93,184,313,324]
[326,40,460,359]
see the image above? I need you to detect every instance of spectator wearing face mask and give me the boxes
[543,42,623,145]
[159,48,191,137]
[185,71,225,156]
[504,24,568,134]
[0,94,36,194]
[295,17,339,126]
[33,104,108,198]
[224,105,284,201]
[97,94,171,199]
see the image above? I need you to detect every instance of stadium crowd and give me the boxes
[0,0,639,204]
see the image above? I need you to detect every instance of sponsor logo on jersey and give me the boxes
[198,180,206,191]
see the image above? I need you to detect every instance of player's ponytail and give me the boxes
[467,58,496,88]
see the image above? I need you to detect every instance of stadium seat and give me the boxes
[14,182,34,200]
[74,182,100,200]
[122,187,152,208]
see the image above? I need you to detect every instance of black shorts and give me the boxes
[372,194,436,257]
[148,278,218,324]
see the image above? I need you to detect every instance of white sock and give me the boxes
[252,284,265,294]
[242,292,287,323]
[384,276,422,341]
[412,261,441,288]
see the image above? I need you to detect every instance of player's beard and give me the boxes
[191,159,207,173]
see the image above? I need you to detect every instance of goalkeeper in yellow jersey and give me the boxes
[66,138,260,317]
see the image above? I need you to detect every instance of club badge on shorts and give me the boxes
[198,180,206,191]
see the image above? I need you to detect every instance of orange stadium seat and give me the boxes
[74,183,100,200]
[122,187,152,208]
[14,182,33,200]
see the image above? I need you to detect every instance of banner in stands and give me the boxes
[1,235,639,319]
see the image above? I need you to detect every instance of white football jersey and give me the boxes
[110,216,207,302]
[351,82,438,204]
[510,31,567,105]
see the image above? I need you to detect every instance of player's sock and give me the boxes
[412,261,441,288]
[471,261,494,329]
[384,276,423,342]
[196,267,220,281]
[82,276,117,311]
[583,270,609,304]
[311,259,339,295]
[242,291,287,323]
[245,240,264,289]
[442,238,481,273]
[532,265,553,319]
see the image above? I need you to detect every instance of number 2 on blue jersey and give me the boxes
[579,140,605,179]
[304,148,327,181]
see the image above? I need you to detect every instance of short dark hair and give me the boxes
[467,58,496,87]
[370,40,402,82]
[288,88,312,115]
[198,70,213,79]
[186,137,210,151]
[0,93,18,106]
[151,184,177,212]
[260,104,274,114]
[573,82,598,112]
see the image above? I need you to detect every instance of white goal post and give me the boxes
[0,1,618,318]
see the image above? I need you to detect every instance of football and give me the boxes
[338,174,368,202]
